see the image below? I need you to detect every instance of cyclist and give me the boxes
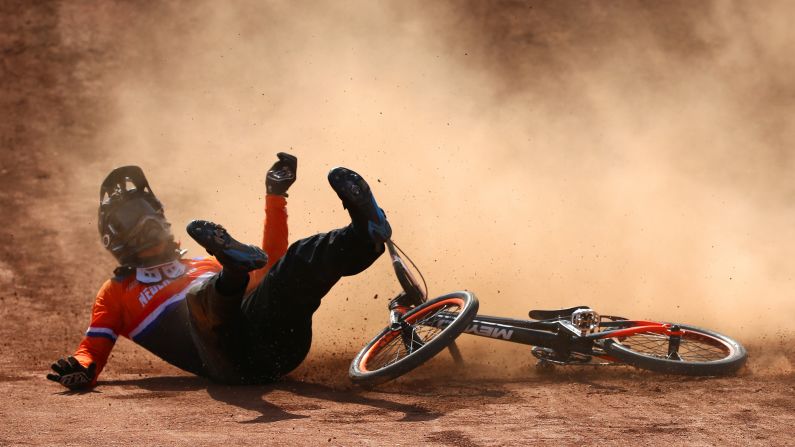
[47,153,391,388]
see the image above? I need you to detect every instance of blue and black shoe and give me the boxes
[328,167,392,244]
[186,220,268,272]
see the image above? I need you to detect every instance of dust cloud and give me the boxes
[61,1,794,374]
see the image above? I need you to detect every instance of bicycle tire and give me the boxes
[600,323,747,375]
[349,291,478,386]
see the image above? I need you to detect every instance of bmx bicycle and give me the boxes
[349,240,748,386]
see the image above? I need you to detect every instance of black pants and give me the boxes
[186,224,383,384]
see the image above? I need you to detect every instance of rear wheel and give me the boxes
[350,291,478,386]
[600,323,747,375]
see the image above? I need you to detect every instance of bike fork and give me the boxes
[391,308,464,363]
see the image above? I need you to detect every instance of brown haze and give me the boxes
[59,1,795,375]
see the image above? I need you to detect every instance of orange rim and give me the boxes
[358,297,465,373]
[599,323,734,362]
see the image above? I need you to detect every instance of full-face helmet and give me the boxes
[98,166,178,267]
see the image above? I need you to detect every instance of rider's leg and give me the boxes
[184,274,250,382]
[184,220,269,382]
[242,223,383,318]
[238,167,391,381]
[238,223,383,380]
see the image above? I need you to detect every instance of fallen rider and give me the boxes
[47,153,391,388]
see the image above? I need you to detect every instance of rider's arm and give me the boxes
[247,153,295,288]
[262,194,288,267]
[72,279,123,385]
[248,194,288,288]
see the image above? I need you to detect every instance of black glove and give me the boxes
[266,152,298,197]
[46,356,96,390]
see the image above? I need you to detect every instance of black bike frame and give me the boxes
[429,312,640,357]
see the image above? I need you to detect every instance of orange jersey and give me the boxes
[73,195,288,382]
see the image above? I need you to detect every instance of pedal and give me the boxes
[531,347,592,365]
[532,347,568,364]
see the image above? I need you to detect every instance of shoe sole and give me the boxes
[327,167,391,243]
[186,220,267,271]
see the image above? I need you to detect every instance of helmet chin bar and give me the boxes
[134,242,183,268]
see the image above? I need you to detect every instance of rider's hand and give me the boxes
[46,356,96,390]
[266,152,298,197]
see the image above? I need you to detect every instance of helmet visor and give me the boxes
[106,197,160,238]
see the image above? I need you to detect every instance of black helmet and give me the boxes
[98,166,178,267]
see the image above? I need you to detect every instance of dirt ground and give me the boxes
[1,1,793,446]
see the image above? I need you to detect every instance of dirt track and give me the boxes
[1,1,794,446]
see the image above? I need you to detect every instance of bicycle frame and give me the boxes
[384,240,686,364]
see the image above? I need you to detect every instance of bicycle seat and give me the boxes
[528,306,590,320]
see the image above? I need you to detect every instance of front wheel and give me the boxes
[350,291,478,386]
[599,323,747,375]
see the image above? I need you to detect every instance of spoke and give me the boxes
[416,305,460,328]
[392,341,403,364]
[402,326,425,354]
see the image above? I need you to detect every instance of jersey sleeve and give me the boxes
[72,280,123,383]
[249,194,289,288]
